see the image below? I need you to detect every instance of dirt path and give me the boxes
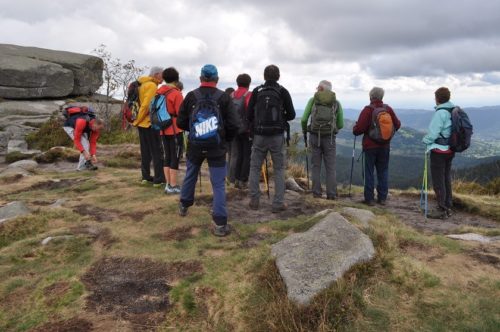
[347,193,499,234]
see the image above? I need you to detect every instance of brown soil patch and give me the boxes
[31,317,93,332]
[29,178,87,191]
[196,188,324,224]
[121,211,148,222]
[81,257,203,328]
[0,173,23,184]
[70,225,118,248]
[43,281,71,306]
[157,225,204,242]
[468,245,500,269]
[240,233,271,248]
[73,205,121,223]
[203,249,228,257]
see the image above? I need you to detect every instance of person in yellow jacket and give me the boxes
[134,66,165,186]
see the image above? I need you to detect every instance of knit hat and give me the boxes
[201,64,218,79]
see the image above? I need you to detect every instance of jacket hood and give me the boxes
[314,90,336,106]
[435,101,455,111]
[138,76,156,84]
[157,84,178,94]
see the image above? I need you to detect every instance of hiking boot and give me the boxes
[84,160,98,171]
[165,184,174,195]
[178,203,188,217]
[313,193,323,199]
[153,182,165,188]
[171,185,181,194]
[271,203,287,213]
[361,200,376,207]
[446,208,454,218]
[249,198,259,210]
[377,199,387,206]
[326,195,336,201]
[213,224,230,237]
[427,208,448,219]
[141,179,153,185]
[237,181,248,190]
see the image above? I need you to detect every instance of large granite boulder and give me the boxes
[0,201,31,225]
[271,211,375,305]
[0,44,103,99]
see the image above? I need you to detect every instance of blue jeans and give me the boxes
[180,158,228,225]
[363,147,390,202]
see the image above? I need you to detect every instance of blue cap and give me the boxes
[201,64,218,79]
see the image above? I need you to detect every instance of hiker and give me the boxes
[177,64,240,236]
[157,67,184,195]
[247,65,296,212]
[301,80,344,200]
[225,86,237,184]
[422,87,455,219]
[353,87,401,206]
[232,74,253,189]
[133,66,166,187]
[63,106,105,171]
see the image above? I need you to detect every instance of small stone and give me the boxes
[49,199,67,208]
[41,235,74,245]
[7,159,38,171]
[0,201,30,224]
[446,233,500,243]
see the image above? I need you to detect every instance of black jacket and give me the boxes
[247,80,296,135]
[178,86,240,159]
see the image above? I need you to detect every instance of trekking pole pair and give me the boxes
[420,151,429,220]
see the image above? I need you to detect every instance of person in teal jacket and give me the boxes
[422,87,454,219]
[301,80,344,199]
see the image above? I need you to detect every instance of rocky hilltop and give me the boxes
[0,44,103,99]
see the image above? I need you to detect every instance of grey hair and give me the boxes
[369,87,385,101]
[149,66,163,76]
[318,80,332,91]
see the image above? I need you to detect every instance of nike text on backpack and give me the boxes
[368,105,395,144]
[435,106,473,152]
[122,80,141,124]
[254,85,284,135]
[188,90,224,149]
[63,106,96,129]
[232,91,250,134]
[150,90,174,131]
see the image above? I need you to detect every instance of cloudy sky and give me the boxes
[1,0,500,109]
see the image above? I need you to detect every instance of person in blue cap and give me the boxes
[176,64,241,237]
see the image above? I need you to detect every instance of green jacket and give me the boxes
[301,96,344,133]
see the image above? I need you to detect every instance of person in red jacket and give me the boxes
[63,115,105,171]
[353,87,401,205]
[157,67,184,194]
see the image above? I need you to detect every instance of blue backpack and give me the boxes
[149,90,174,131]
[188,89,224,148]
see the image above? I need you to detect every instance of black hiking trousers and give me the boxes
[138,126,165,184]
[430,151,454,210]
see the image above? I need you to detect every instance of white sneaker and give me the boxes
[164,184,174,195]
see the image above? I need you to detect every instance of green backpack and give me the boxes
[308,90,338,136]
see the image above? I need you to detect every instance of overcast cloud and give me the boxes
[1,0,500,108]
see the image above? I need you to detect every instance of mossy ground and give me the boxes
[0,147,499,331]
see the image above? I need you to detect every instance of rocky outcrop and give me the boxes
[0,44,103,99]
[271,211,375,305]
[341,207,376,227]
[0,201,31,225]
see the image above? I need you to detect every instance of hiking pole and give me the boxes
[304,133,310,190]
[349,136,357,197]
[264,156,270,199]
[199,163,202,194]
[420,152,429,221]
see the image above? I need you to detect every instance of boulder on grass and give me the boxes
[271,212,375,305]
[0,201,31,225]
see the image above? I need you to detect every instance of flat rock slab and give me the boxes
[341,207,376,227]
[0,201,30,224]
[446,233,500,243]
[8,159,38,171]
[271,212,375,305]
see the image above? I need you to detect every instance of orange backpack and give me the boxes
[368,105,395,143]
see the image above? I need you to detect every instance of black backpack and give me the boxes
[435,106,473,152]
[231,91,250,135]
[188,89,224,149]
[253,85,284,136]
